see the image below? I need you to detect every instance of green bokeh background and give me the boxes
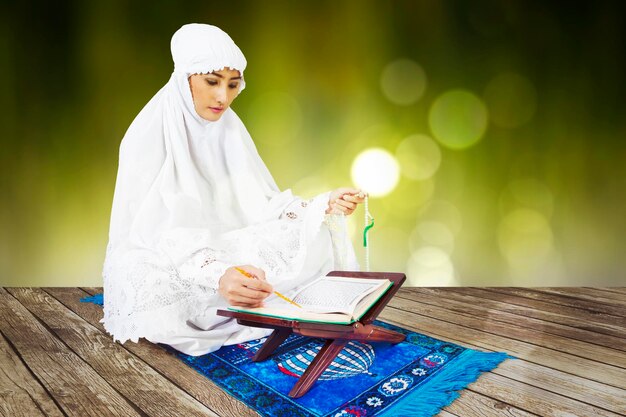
[1,1,625,286]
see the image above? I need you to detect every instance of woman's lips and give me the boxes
[209,107,224,113]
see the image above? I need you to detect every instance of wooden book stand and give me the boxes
[217,271,406,398]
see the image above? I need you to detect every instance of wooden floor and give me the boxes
[1,287,625,417]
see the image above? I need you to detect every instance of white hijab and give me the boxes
[109,23,294,248]
[102,24,352,346]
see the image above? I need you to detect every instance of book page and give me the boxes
[292,278,381,313]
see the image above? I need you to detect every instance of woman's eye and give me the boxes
[207,80,218,86]
[229,83,239,89]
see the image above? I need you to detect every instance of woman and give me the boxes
[102,23,365,356]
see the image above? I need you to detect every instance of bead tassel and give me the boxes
[363,195,374,272]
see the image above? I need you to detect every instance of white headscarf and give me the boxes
[102,24,352,347]
[109,23,295,248]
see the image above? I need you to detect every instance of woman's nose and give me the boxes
[215,87,227,104]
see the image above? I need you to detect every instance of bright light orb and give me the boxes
[395,134,442,180]
[428,90,488,150]
[380,59,427,106]
[351,148,400,197]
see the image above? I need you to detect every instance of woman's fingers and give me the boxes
[326,188,366,216]
[243,264,266,281]
[227,278,272,307]
[239,279,272,297]
[331,203,354,215]
[219,265,273,306]
[228,295,265,307]
[222,283,270,306]
[335,198,356,211]
[245,280,273,294]
[327,188,367,215]
[342,193,366,204]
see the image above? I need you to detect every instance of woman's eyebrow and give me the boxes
[208,73,241,80]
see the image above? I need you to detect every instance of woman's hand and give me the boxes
[218,265,273,307]
[326,188,367,215]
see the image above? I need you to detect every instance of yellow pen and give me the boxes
[235,267,302,308]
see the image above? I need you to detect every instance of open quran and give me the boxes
[228,275,393,324]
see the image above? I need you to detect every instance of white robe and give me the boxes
[101,23,357,356]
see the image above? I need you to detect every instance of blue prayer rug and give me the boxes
[82,293,512,417]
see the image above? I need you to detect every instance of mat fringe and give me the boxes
[379,349,513,417]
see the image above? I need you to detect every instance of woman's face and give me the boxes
[188,68,242,121]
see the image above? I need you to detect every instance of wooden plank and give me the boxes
[592,288,626,295]
[394,291,626,413]
[501,287,626,316]
[0,331,64,417]
[0,287,140,417]
[402,288,626,352]
[380,303,626,389]
[380,309,625,417]
[47,287,259,417]
[7,287,217,417]
[470,372,623,417]
[442,287,625,338]
[380,307,626,414]
[389,296,626,369]
[445,390,539,417]
[572,287,626,301]
[493,354,626,414]
[437,411,459,417]
[479,288,626,325]
[538,288,626,307]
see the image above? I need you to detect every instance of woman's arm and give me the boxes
[279,188,366,221]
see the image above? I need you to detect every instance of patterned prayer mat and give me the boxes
[82,293,512,417]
